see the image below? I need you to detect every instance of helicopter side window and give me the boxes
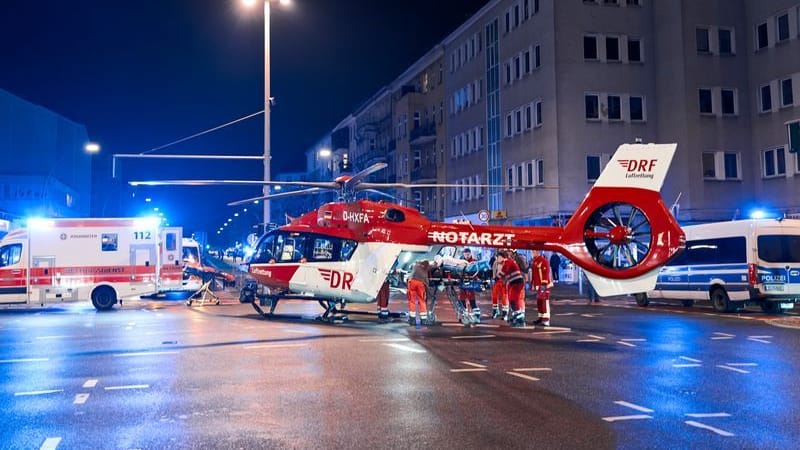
[311,238,334,261]
[384,208,405,222]
[340,240,357,261]
[251,233,276,264]
[279,235,307,263]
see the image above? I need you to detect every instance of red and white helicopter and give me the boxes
[131,143,685,321]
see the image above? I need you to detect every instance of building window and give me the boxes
[517,165,524,188]
[607,95,621,120]
[514,4,520,28]
[534,45,541,68]
[505,11,510,34]
[757,22,768,49]
[781,78,794,107]
[525,104,533,129]
[721,89,736,115]
[696,27,710,53]
[628,38,641,62]
[763,147,786,177]
[698,89,713,114]
[535,101,542,126]
[514,55,521,79]
[515,109,522,134]
[760,84,772,112]
[524,0,530,20]
[703,151,740,180]
[718,28,733,55]
[777,13,790,42]
[587,155,602,182]
[584,35,598,60]
[604,0,619,4]
[630,96,644,121]
[507,167,514,188]
[606,36,620,61]
[585,94,600,120]
[626,0,640,5]
[536,159,544,185]
[524,50,531,73]
[526,161,534,186]
[505,62,512,84]
[506,114,513,137]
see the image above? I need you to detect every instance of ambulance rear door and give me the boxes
[159,227,184,291]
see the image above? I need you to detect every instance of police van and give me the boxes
[635,219,800,313]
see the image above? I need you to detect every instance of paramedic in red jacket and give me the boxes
[458,248,480,322]
[495,250,526,327]
[531,250,553,327]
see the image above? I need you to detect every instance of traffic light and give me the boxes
[789,121,800,154]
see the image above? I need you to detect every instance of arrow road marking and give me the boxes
[602,414,652,422]
[614,401,654,413]
[717,365,749,374]
[685,420,734,436]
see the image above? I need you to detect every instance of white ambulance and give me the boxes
[0,217,184,310]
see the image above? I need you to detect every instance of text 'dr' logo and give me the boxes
[618,159,657,172]
[318,268,354,290]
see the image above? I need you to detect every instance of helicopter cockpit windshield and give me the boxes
[249,231,358,264]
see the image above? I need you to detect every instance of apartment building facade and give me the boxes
[304,0,800,225]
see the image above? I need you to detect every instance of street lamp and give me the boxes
[84,142,101,154]
[241,0,292,233]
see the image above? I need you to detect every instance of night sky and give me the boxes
[0,0,487,243]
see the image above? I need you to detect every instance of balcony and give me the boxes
[410,165,437,182]
[410,123,436,145]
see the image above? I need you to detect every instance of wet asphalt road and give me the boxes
[0,292,798,449]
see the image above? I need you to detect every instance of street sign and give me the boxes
[492,209,508,220]
[478,209,490,223]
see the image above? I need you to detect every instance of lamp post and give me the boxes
[242,0,290,234]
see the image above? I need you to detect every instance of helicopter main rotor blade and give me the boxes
[227,187,326,206]
[343,163,388,189]
[360,188,418,204]
[129,179,341,189]
[357,182,505,189]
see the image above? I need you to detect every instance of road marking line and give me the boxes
[35,335,73,340]
[725,363,757,367]
[587,335,605,340]
[113,351,179,357]
[0,358,49,363]
[580,313,601,318]
[14,389,63,396]
[602,415,652,422]
[358,338,409,343]
[532,329,572,336]
[713,332,734,337]
[460,361,487,368]
[450,368,488,373]
[555,312,576,316]
[711,337,734,340]
[475,324,500,328]
[542,326,572,331]
[282,329,309,334]
[617,341,637,347]
[614,401,654,413]
[620,338,646,342]
[746,338,771,344]
[673,363,702,368]
[685,413,731,418]
[680,356,702,363]
[506,371,540,382]
[244,343,308,350]
[748,335,772,339]
[104,384,149,390]
[512,368,552,372]
[442,323,466,327]
[383,343,426,353]
[73,393,89,405]
[451,335,496,339]
[40,437,61,450]
[717,365,749,374]
[685,420,734,436]
[83,379,98,388]
[576,339,601,342]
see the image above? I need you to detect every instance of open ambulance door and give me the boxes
[159,227,184,292]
